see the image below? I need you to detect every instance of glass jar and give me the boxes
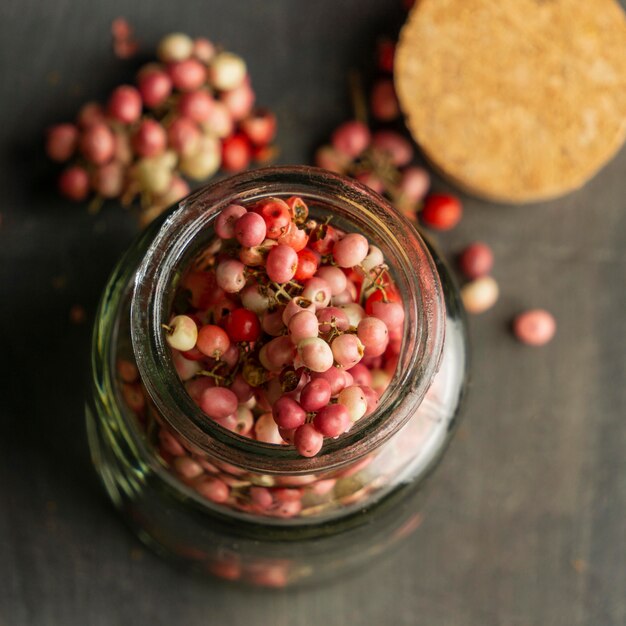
[86,166,468,587]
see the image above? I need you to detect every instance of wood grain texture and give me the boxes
[0,1,624,624]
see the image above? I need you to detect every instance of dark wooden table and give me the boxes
[1,1,625,624]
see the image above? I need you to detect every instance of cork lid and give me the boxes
[395,0,626,203]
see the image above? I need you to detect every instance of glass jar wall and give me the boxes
[86,166,468,587]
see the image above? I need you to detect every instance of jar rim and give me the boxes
[131,166,446,474]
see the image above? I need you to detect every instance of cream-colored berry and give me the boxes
[165,315,198,351]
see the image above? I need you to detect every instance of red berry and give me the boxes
[253,198,291,239]
[58,166,89,201]
[370,79,399,122]
[224,308,261,343]
[221,134,251,172]
[240,109,277,146]
[421,193,463,230]
[458,242,494,279]
[308,224,339,255]
[196,324,231,358]
[107,85,142,124]
[364,284,402,315]
[294,248,319,281]
[376,39,396,73]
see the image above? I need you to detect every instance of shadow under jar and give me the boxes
[86,166,468,587]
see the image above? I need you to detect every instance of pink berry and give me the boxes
[234,211,267,248]
[314,404,350,438]
[177,90,214,123]
[369,300,405,329]
[196,477,230,503]
[300,378,332,412]
[333,233,369,268]
[255,412,284,444]
[331,334,364,368]
[132,120,167,157]
[355,171,385,194]
[220,81,255,121]
[262,308,286,336]
[167,117,201,157]
[297,337,334,373]
[261,336,297,372]
[168,58,206,91]
[338,385,368,423]
[138,67,173,108]
[458,242,494,279]
[311,366,348,396]
[266,244,298,283]
[361,385,380,415]
[58,166,89,201]
[370,79,400,121]
[314,145,351,174]
[357,317,389,357]
[347,363,372,387]
[215,259,246,293]
[513,309,556,346]
[46,123,78,162]
[301,277,332,309]
[316,307,350,337]
[294,424,324,457]
[272,396,306,429]
[108,85,142,124]
[315,266,347,296]
[371,131,413,167]
[288,310,319,344]
[215,204,247,239]
[77,102,106,128]
[193,37,215,62]
[331,121,370,158]
[92,161,124,198]
[282,296,315,325]
[399,166,430,202]
[199,386,238,420]
[79,123,115,165]
[202,101,234,138]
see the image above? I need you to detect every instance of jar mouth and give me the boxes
[131,166,446,474]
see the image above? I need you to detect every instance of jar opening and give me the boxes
[131,166,445,474]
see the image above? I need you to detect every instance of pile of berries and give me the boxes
[45,32,277,224]
[163,196,404,458]
[313,31,556,343]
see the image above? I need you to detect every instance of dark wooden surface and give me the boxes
[1,1,625,624]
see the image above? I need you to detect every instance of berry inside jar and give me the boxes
[163,195,403,463]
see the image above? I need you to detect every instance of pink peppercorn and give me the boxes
[513,309,556,346]
[458,242,494,279]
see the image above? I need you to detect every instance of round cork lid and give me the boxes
[395,0,626,203]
